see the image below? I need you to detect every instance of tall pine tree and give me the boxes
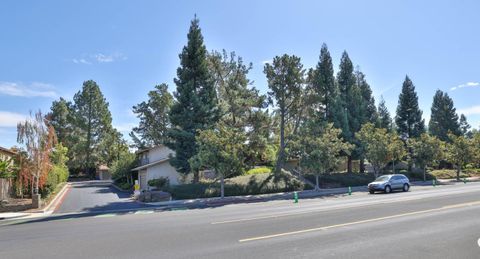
[130,83,173,148]
[72,80,113,176]
[377,96,392,131]
[459,114,471,137]
[308,43,340,126]
[395,75,425,139]
[428,89,460,141]
[167,16,218,183]
[264,54,305,174]
[336,51,361,173]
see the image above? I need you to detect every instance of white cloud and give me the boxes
[457,105,480,116]
[72,58,91,65]
[450,81,479,91]
[0,111,27,127]
[0,82,58,98]
[73,52,127,64]
[262,60,272,65]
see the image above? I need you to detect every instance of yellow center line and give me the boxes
[238,200,480,243]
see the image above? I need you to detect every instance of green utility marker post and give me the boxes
[348,186,352,195]
[293,191,298,203]
[433,179,436,187]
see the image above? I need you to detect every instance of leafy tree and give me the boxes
[264,54,305,174]
[17,111,57,195]
[190,125,246,198]
[428,90,460,141]
[409,134,444,181]
[388,131,406,173]
[296,123,352,190]
[377,96,392,131]
[71,80,113,177]
[111,151,137,184]
[472,131,480,168]
[99,128,128,166]
[130,84,173,148]
[357,123,390,178]
[208,50,270,167]
[459,114,472,137]
[167,16,219,183]
[395,75,425,139]
[446,133,473,181]
[0,155,16,178]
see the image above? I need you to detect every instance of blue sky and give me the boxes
[1,0,479,148]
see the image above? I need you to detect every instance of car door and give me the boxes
[390,176,401,189]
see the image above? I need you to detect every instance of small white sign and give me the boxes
[477,238,480,247]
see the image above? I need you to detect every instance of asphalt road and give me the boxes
[1,182,480,258]
[54,181,147,214]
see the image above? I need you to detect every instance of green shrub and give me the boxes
[148,177,169,190]
[166,172,304,199]
[117,182,133,190]
[245,167,272,175]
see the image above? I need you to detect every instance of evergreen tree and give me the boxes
[428,89,460,141]
[356,69,377,125]
[395,75,425,139]
[336,51,361,173]
[208,50,271,167]
[72,80,113,176]
[459,114,471,137]
[264,54,305,174]
[377,96,392,131]
[308,43,340,126]
[167,16,218,182]
[130,83,173,148]
[46,97,73,145]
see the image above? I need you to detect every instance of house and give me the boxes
[131,145,184,191]
[96,165,111,180]
[0,146,17,159]
[0,146,17,201]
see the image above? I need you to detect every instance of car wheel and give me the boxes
[403,183,410,192]
[369,190,374,194]
[384,185,391,194]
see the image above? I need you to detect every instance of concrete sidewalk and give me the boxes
[144,177,480,208]
[0,182,70,221]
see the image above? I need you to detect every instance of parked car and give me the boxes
[368,174,410,194]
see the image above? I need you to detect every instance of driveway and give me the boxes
[54,181,147,214]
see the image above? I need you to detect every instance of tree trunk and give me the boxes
[220,174,224,199]
[193,171,200,183]
[275,111,285,174]
[360,158,365,174]
[423,166,427,182]
[315,174,320,191]
[347,156,353,173]
[392,160,395,174]
[456,164,461,181]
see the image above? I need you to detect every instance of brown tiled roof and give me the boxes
[97,165,109,171]
[0,146,17,156]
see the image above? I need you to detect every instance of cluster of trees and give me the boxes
[126,16,480,195]
[48,80,129,177]
[37,16,479,196]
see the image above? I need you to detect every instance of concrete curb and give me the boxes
[42,183,71,213]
